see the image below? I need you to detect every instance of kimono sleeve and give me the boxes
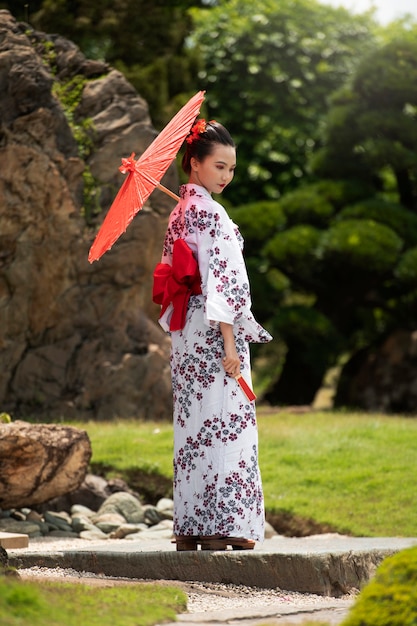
[196,199,252,328]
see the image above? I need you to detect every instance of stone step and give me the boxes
[7,535,417,596]
[0,531,29,549]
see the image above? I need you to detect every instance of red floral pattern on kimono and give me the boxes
[158,184,272,541]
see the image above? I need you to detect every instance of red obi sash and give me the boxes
[152,238,202,331]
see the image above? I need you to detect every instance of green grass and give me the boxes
[258,410,417,537]
[85,420,174,476]
[0,578,187,626]
[74,411,417,537]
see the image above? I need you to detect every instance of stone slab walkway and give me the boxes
[8,533,417,597]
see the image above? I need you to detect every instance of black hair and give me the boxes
[182,120,235,175]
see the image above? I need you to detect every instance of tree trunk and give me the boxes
[395,169,415,211]
[264,346,326,406]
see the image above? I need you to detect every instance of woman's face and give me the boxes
[189,144,236,195]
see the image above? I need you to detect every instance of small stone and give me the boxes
[46,510,72,524]
[109,523,147,539]
[124,532,143,540]
[44,511,73,532]
[45,523,59,532]
[95,513,127,534]
[129,529,171,541]
[79,528,108,540]
[70,504,96,518]
[71,515,97,533]
[91,512,126,525]
[155,498,174,520]
[26,510,43,523]
[30,520,50,535]
[134,520,173,540]
[143,505,163,526]
[0,519,42,537]
[96,492,144,524]
[48,530,79,538]
[156,498,174,512]
[10,511,26,521]
[152,519,173,532]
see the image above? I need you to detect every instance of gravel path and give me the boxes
[18,564,355,615]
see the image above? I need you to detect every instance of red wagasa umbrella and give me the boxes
[88,90,205,263]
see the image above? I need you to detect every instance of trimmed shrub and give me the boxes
[278,187,334,228]
[337,199,417,248]
[394,247,417,285]
[263,225,321,280]
[231,201,287,244]
[342,546,417,626]
[317,219,403,274]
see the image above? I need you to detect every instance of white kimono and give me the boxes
[159,184,272,540]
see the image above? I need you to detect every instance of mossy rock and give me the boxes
[342,546,417,626]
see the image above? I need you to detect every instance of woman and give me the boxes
[153,119,272,550]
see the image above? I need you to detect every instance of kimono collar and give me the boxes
[180,183,212,200]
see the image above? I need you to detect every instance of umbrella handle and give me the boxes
[156,183,180,202]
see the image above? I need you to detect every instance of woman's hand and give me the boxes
[222,352,241,377]
[220,322,241,378]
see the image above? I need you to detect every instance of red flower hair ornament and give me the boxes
[186,118,216,144]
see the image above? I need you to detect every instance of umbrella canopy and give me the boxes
[88,90,205,263]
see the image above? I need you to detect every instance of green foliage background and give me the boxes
[3,0,417,409]
[189,0,377,203]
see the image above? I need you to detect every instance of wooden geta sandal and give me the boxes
[199,537,255,551]
[172,536,199,551]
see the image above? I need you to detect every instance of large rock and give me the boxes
[0,421,91,508]
[0,10,173,420]
[335,329,417,412]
